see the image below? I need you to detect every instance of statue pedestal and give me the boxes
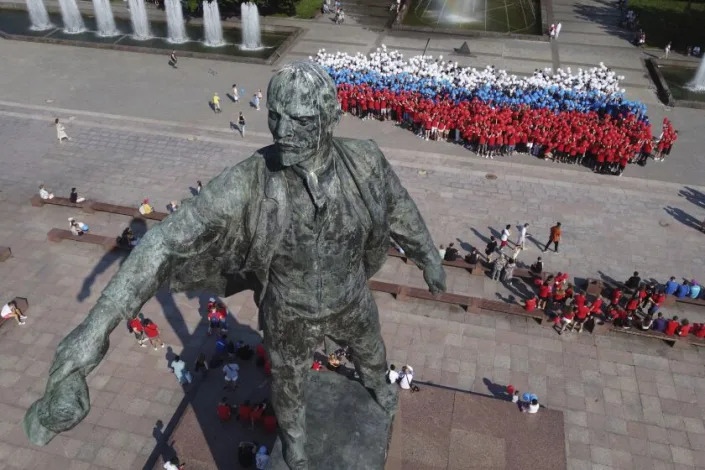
[268,370,395,470]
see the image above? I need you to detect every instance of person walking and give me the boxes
[543,222,562,253]
[143,318,165,350]
[55,118,70,142]
[500,224,511,251]
[555,22,562,38]
[517,223,529,250]
[169,50,177,68]
[491,254,508,281]
[232,84,239,103]
[251,93,261,111]
[238,112,246,137]
[171,355,192,385]
[212,93,221,113]
[661,41,671,59]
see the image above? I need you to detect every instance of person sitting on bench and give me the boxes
[68,217,88,236]
[117,227,139,248]
[69,187,86,204]
[444,242,459,261]
[530,257,543,275]
[1,300,27,325]
[38,184,54,200]
[138,199,154,215]
[464,248,480,265]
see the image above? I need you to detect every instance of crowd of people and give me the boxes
[313,47,678,173]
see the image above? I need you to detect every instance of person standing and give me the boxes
[212,93,221,113]
[491,254,508,282]
[555,22,562,38]
[55,118,69,142]
[143,319,165,350]
[252,93,261,111]
[662,41,671,59]
[500,224,511,250]
[238,112,246,137]
[128,315,146,347]
[232,84,239,103]
[517,223,529,250]
[485,236,498,262]
[543,222,562,253]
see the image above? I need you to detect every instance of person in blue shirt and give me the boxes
[652,312,667,332]
[665,276,679,295]
[689,280,701,299]
[676,280,691,298]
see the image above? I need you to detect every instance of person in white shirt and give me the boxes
[399,365,414,390]
[171,355,192,385]
[55,118,69,142]
[387,364,399,384]
[438,245,446,260]
[516,223,529,250]
[555,22,562,38]
[500,224,511,250]
[38,184,54,200]
[1,301,27,325]
[232,84,239,103]
[223,362,240,389]
[527,398,540,413]
[68,217,88,236]
[163,458,184,470]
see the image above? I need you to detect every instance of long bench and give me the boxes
[47,228,118,251]
[31,194,94,212]
[0,297,28,329]
[369,279,547,320]
[31,195,168,221]
[387,247,485,275]
[612,325,678,347]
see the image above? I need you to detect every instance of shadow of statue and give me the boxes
[76,218,147,302]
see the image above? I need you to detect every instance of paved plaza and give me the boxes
[2,0,705,469]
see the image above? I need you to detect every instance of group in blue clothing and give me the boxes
[664,276,702,299]
[323,67,649,121]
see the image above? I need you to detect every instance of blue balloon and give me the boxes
[522,392,531,402]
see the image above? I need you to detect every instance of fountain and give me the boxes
[57,0,86,33]
[240,2,261,50]
[92,0,119,36]
[127,0,151,39]
[25,0,53,31]
[165,0,188,43]
[203,0,224,47]
[687,59,705,92]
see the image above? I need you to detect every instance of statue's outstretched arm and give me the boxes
[24,168,242,445]
[380,154,446,294]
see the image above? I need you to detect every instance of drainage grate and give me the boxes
[485,174,497,180]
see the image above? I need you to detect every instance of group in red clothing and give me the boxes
[336,84,678,175]
[524,269,704,339]
[127,315,165,350]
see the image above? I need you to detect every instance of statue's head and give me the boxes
[267,61,341,166]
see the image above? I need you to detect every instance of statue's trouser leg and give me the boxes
[327,290,397,415]
[264,311,320,470]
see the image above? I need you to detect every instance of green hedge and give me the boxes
[629,0,705,50]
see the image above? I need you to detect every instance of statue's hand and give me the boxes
[423,264,446,295]
[24,321,107,445]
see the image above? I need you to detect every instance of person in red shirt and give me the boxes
[573,304,591,332]
[664,316,679,336]
[239,400,253,422]
[524,295,537,312]
[648,290,666,315]
[142,318,164,350]
[610,287,622,307]
[250,402,267,429]
[558,308,575,334]
[677,319,692,336]
[590,297,603,316]
[216,397,232,422]
[626,296,639,314]
[695,323,705,338]
[311,360,322,371]
[263,414,277,434]
[606,307,621,323]
[128,315,146,347]
[574,292,586,309]
[538,281,552,310]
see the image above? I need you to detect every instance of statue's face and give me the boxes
[267,64,340,167]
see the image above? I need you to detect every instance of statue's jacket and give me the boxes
[101,138,440,318]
